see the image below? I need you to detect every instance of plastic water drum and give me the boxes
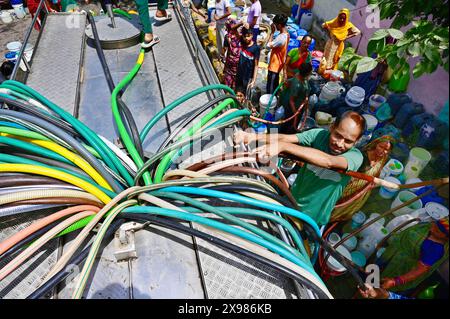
[368,94,386,114]
[259,94,278,115]
[345,86,365,108]
[387,93,412,116]
[287,38,299,53]
[0,10,13,24]
[394,102,424,129]
[299,11,313,31]
[425,202,449,220]
[297,28,308,39]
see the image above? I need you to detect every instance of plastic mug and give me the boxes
[351,211,366,229]
[404,147,431,179]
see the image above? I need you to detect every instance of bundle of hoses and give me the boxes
[0,17,334,298]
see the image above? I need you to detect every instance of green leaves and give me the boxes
[371,29,390,40]
[387,29,404,40]
[408,42,422,57]
[356,57,379,74]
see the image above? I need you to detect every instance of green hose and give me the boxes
[1,80,133,186]
[0,136,73,166]
[134,116,244,185]
[155,108,249,182]
[111,49,151,185]
[139,84,235,143]
[152,191,309,263]
[153,98,236,183]
[182,205,308,261]
[112,8,132,19]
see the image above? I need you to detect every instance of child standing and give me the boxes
[266,14,289,94]
[235,28,261,96]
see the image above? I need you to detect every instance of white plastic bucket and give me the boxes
[379,176,401,199]
[386,214,418,233]
[405,178,423,192]
[345,86,365,108]
[327,232,341,246]
[12,4,26,19]
[404,147,432,179]
[326,245,352,272]
[357,236,377,258]
[7,41,22,53]
[362,114,378,132]
[392,191,423,217]
[425,202,449,220]
[259,94,278,115]
[380,158,404,178]
[23,43,34,61]
[0,10,13,24]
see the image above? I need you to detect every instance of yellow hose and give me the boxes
[0,133,113,191]
[0,164,112,204]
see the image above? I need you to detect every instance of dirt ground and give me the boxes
[0,13,38,66]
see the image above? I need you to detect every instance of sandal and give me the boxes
[154,11,172,22]
[141,35,160,49]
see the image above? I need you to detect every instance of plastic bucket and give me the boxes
[405,178,424,192]
[351,211,366,229]
[392,191,423,217]
[327,232,341,246]
[380,159,404,178]
[425,202,449,220]
[362,114,378,132]
[5,52,17,63]
[259,94,278,115]
[330,70,344,82]
[326,246,352,273]
[342,233,357,251]
[351,251,367,267]
[0,10,13,24]
[23,43,34,61]
[12,4,25,19]
[404,147,431,179]
[369,94,386,113]
[379,176,401,199]
[6,41,22,52]
[345,86,365,108]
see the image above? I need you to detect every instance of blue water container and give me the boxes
[402,113,435,138]
[387,93,412,116]
[417,118,448,150]
[308,37,316,51]
[10,0,23,5]
[311,59,320,71]
[432,151,449,175]
[287,38,299,53]
[393,102,424,129]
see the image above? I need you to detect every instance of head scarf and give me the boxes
[324,8,355,66]
[324,8,355,42]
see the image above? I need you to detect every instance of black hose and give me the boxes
[301,222,367,291]
[156,94,240,153]
[0,109,122,193]
[0,218,65,262]
[86,12,144,159]
[122,214,331,299]
[0,95,79,137]
[26,219,125,299]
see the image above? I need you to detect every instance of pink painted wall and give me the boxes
[347,0,449,115]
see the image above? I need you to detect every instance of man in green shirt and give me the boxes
[279,62,312,134]
[234,111,365,226]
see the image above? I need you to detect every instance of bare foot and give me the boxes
[144,33,154,42]
[156,9,168,18]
